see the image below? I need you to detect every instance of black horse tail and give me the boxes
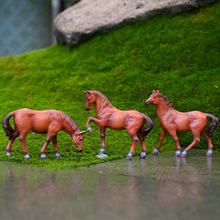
[142,115,153,139]
[206,114,218,137]
[2,111,16,140]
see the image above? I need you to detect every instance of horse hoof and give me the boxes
[125,156,132,160]
[24,154,31,160]
[55,152,61,158]
[206,153,212,157]
[175,153,181,157]
[139,156,146,159]
[180,154,187,158]
[6,152,12,157]
[41,154,46,160]
[152,152,158,155]
[87,126,92,134]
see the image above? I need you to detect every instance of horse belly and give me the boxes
[175,116,191,132]
[107,114,125,130]
[31,116,50,134]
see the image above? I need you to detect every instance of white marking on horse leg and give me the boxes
[99,148,105,154]
[140,151,146,158]
[127,152,133,158]
[152,148,159,155]
[153,148,159,153]
[55,152,61,158]
[41,153,46,159]
[206,149,213,157]
[181,150,187,157]
[175,149,181,156]
[87,126,92,134]
[6,152,12,156]
[24,154,31,159]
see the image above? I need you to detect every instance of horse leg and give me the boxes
[201,129,213,157]
[5,129,19,156]
[52,134,61,158]
[168,129,181,157]
[86,117,107,134]
[125,131,139,160]
[152,128,167,155]
[19,132,31,159]
[137,130,146,159]
[181,130,201,157]
[98,127,106,155]
[40,134,54,159]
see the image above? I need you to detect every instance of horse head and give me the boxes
[83,90,96,111]
[72,131,86,152]
[145,90,160,106]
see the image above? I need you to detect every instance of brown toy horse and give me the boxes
[2,108,86,159]
[145,90,218,157]
[83,90,153,160]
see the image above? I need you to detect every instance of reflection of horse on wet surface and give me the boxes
[3,108,85,159]
[145,90,218,157]
[83,90,153,160]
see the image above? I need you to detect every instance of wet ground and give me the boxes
[0,150,219,220]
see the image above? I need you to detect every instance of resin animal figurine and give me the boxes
[2,108,86,159]
[83,90,153,160]
[145,90,218,157]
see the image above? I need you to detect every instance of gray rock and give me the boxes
[96,154,109,159]
[53,0,218,46]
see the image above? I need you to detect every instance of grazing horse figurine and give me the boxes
[2,108,86,159]
[145,90,218,157]
[83,90,153,160]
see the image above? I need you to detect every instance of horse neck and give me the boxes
[155,99,171,118]
[94,95,113,115]
[62,116,79,137]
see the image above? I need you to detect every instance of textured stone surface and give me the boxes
[53,0,218,46]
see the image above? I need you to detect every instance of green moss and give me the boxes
[0,3,219,169]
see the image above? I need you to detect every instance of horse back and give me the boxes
[14,108,62,133]
[162,110,207,132]
[107,109,145,130]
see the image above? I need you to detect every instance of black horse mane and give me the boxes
[160,94,174,108]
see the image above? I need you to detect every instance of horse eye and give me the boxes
[79,138,82,141]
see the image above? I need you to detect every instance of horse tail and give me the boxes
[2,111,16,140]
[142,115,153,139]
[206,114,218,137]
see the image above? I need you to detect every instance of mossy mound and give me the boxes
[0,3,219,169]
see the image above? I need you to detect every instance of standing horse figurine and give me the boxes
[2,108,86,159]
[145,90,218,157]
[83,90,153,160]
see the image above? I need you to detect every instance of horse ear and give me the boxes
[152,90,155,94]
[83,91,87,94]
[78,131,86,135]
[87,90,92,94]
[156,90,159,94]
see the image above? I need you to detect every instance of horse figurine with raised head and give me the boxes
[2,108,86,159]
[145,90,218,157]
[83,90,153,160]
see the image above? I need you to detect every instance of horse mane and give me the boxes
[61,112,80,131]
[160,94,174,108]
[91,90,114,108]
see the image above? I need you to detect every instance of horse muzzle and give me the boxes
[144,100,149,106]
[77,147,83,152]
[86,106,90,111]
